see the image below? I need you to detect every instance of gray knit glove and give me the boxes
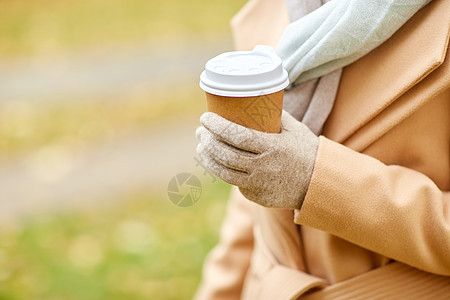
[196,110,319,209]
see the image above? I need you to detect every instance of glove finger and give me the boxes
[280,110,299,129]
[198,140,256,174]
[200,112,270,153]
[197,145,250,187]
[196,126,216,147]
[197,126,257,172]
[195,126,203,141]
[280,110,317,137]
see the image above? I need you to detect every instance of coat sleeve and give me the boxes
[294,136,450,276]
[194,186,255,300]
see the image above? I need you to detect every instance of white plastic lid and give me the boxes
[200,45,289,97]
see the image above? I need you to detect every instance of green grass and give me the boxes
[0,180,232,300]
[0,1,240,297]
[0,0,246,57]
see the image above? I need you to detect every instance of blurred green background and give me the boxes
[0,0,246,299]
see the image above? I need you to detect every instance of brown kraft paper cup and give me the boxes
[205,90,284,133]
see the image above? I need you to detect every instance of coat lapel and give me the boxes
[323,0,450,149]
[344,46,450,152]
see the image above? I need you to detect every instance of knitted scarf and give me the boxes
[282,0,341,135]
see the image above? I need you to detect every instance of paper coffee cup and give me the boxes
[199,45,289,133]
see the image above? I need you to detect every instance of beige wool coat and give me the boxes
[195,0,450,299]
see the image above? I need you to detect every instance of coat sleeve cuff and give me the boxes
[291,135,450,276]
[293,135,379,226]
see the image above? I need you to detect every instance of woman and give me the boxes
[195,0,450,298]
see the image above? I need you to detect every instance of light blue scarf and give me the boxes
[278,0,431,89]
[279,0,431,135]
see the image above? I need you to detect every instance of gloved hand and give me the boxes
[196,110,319,209]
